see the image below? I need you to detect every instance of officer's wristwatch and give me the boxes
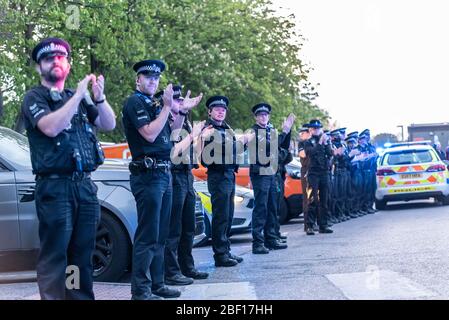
[94,94,106,105]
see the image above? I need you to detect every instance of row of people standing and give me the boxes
[123,59,297,298]
[298,122,378,236]
[22,37,379,301]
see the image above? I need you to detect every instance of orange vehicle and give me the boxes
[102,143,303,223]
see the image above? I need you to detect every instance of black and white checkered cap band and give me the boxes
[36,43,68,62]
[137,64,161,74]
[209,99,227,108]
[254,106,270,114]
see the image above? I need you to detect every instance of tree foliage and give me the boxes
[0,0,328,142]
[373,133,398,148]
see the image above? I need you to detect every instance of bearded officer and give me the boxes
[21,37,116,299]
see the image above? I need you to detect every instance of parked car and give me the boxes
[0,126,206,282]
[375,141,449,210]
[193,179,253,245]
[103,143,304,223]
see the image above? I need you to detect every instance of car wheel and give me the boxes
[93,210,131,282]
[442,195,449,206]
[279,197,289,224]
[375,199,387,210]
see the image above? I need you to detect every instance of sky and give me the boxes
[273,0,449,139]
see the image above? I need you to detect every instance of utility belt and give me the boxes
[35,172,91,181]
[129,157,171,174]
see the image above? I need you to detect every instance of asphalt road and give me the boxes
[2,199,449,300]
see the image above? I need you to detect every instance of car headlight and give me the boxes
[234,195,244,203]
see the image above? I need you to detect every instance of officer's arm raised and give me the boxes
[172,121,205,157]
[36,75,92,138]
[138,84,173,143]
[92,75,116,131]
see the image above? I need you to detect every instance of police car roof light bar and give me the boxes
[385,140,432,148]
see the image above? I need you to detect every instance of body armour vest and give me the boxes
[26,88,104,175]
[201,119,239,172]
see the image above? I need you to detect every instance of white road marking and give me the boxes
[326,270,437,300]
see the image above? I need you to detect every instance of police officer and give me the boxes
[328,129,339,224]
[359,129,377,214]
[331,129,357,222]
[248,103,288,254]
[303,119,334,235]
[164,85,209,284]
[199,96,248,267]
[275,113,296,242]
[365,129,378,213]
[298,124,311,231]
[122,59,181,300]
[349,131,367,215]
[339,127,355,220]
[345,134,361,216]
[21,38,116,299]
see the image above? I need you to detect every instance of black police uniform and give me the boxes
[331,134,354,221]
[22,84,104,300]
[122,73,175,299]
[165,98,208,282]
[360,138,377,213]
[201,96,244,266]
[304,122,333,233]
[248,104,282,253]
[353,139,367,214]
[344,135,360,216]
[298,137,311,230]
[276,129,293,239]
[362,131,377,213]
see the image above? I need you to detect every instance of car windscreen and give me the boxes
[382,149,436,165]
[0,127,32,169]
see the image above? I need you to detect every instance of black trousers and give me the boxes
[350,168,364,212]
[250,173,278,246]
[35,176,100,300]
[130,169,172,299]
[334,169,349,217]
[275,172,285,237]
[328,172,335,218]
[165,170,196,278]
[362,169,373,210]
[207,169,235,260]
[306,173,330,229]
[301,175,309,229]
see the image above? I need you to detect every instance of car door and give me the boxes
[0,161,20,250]
[15,170,39,250]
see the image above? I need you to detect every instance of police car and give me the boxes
[375,141,449,210]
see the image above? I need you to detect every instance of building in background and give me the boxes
[408,123,449,151]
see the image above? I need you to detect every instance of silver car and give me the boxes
[193,179,253,243]
[0,126,207,281]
